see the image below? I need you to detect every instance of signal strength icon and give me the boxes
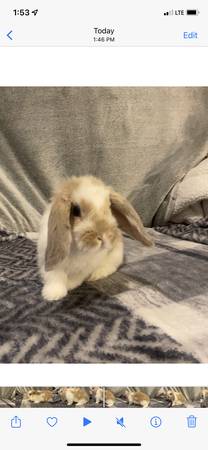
[164,9,174,16]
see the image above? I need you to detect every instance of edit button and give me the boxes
[183,31,198,39]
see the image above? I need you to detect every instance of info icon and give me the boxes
[150,416,162,428]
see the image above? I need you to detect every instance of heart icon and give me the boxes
[46,417,58,427]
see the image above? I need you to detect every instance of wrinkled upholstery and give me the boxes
[0,87,208,233]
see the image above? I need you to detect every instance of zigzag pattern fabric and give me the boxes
[0,228,208,363]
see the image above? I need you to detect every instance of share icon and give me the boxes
[116,417,126,428]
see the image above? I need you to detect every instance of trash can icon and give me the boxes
[187,415,197,428]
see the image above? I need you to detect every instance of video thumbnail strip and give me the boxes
[0,387,207,408]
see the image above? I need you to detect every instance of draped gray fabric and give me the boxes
[0,87,208,233]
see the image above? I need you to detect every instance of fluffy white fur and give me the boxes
[74,178,108,210]
[37,193,123,302]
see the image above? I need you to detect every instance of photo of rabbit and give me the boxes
[37,175,153,301]
[1,87,208,363]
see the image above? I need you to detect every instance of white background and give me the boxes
[0,47,208,85]
[0,363,208,386]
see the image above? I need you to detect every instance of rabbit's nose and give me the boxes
[100,234,111,249]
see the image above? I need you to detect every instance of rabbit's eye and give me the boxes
[72,203,81,217]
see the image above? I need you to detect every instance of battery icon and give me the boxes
[186,9,199,15]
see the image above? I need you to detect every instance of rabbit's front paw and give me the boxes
[88,266,116,282]
[42,282,68,301]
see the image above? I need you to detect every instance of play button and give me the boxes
[83,417,92,427]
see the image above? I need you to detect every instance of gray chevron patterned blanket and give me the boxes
[155,218,208,245]
[0,227,208,363]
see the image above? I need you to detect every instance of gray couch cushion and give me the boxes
[0,87,208,232]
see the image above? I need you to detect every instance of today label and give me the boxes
[94,28,115,35]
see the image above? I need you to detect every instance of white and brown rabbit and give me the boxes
[37,175,153,301]
[59,387,89,406]
[125,389,150,407]
[26,389,53,404]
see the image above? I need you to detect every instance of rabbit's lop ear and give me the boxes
[45,195,72,271]
[110,190,153,246]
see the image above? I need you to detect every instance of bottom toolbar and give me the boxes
[0,408,207,450]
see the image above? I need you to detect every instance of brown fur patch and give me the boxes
[45,195,72,271]
[110,190,153,246]
[81,218,120,248]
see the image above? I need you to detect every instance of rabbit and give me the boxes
[200,387,208,406]
[59,387,89,406]
[90,387,118,407]
[165,388,189,407]
[125,389,150,407]
[26,389,53,404]
[105,389,116,407]
[201,387,208,400]
[90,387,104,405]
[37,175,153,301]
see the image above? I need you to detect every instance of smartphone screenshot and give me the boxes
[0,1,208,449]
